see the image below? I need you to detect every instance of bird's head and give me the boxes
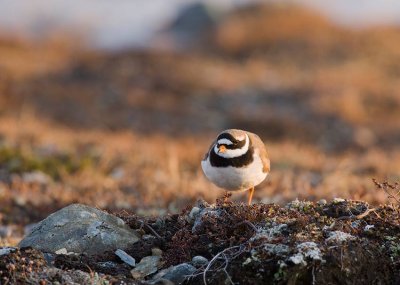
[214,129,250,158]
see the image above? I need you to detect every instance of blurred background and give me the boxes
[1,0,400,244]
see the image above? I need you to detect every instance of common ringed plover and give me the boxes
[201,129,270,204]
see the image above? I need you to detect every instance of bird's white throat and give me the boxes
[214,134,249,158]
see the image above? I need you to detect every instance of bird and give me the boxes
[201,129,270,205]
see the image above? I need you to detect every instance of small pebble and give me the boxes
[192,255,208,267]
[152,248,163,256]
[188,207,201,221]
[161,263,196,285]
[333,197,345,204]
[364,225,375,231]
[115,249,136,267]
[0,247,16,256]
[131,255,160,279]
[55,248,68,255]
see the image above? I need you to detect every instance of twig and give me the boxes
[144,224,163,240]
[312,266,316,285]
[203,245,241,285]
[138,219,163,240]
[355,208,376,219]
[235,220,258,232]
[373,178,400,204]
[337,208,376,220]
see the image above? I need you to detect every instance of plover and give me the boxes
[201,129,270,205]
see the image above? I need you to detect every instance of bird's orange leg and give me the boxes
[223,191,230,203]
[248,186,255,205]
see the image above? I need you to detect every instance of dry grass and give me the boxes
[0,115,396,212]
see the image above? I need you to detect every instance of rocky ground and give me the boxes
[1,194,399,285]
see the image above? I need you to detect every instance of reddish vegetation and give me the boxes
[2,199,399,284]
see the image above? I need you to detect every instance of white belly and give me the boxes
[201,154,268,191]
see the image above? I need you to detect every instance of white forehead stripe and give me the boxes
[214,134,249,159]
[217,138,233,145]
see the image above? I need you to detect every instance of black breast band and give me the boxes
[209,146,254,168]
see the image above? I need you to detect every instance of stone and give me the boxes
[0,247,16,256]
[131,255,160,279]
[55,248,69,255]
[19,204,139,256]
[97,261,121,272]
[333,197,346,204]
[43,268,93,285]
[149,279,175,285]
[187,206,201,222]
[151,248,163,256]
[115,249,136,267]
[364,225,375,232]
[191,255,208,267]
[24,223,37,235]
[158,263,196,285]
[163,3,218,49]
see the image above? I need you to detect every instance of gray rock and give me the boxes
[160,263,196,285]
[191,255,208,267]
[131,255,161,279]
[24,223,37,235]
[43,268,92,285]
[164,3,219,49]
[187,206,201,222]
[55,248,72,255]
[115,249,136,267]
[151,248,163,256]
[148,279,175,285]
[19,204,139,255]
[97,261,121,272]
[0,247,16,256]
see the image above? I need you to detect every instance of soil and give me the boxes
[2,198,400,284]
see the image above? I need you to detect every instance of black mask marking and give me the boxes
[210,145,254,168]
[217,133,246,149]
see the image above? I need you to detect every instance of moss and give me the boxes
[0,145,98,180]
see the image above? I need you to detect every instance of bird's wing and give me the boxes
[203,139,216,161]
[248,132,270,173]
